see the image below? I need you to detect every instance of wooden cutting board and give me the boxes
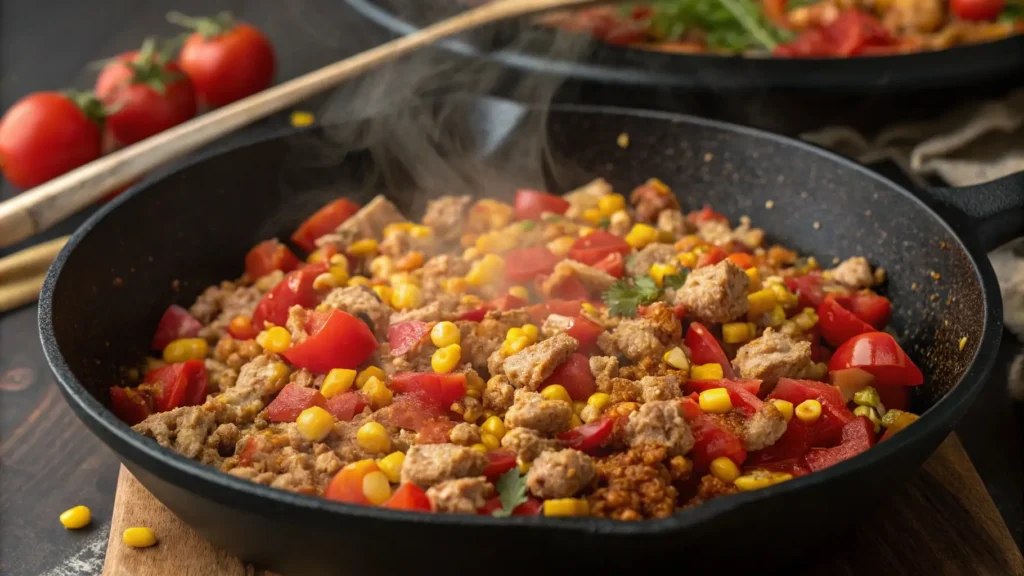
[102,435,1023,576]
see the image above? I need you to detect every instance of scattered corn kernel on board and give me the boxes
[103,435,1023,576]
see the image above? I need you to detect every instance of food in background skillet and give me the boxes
[539,0,1023,57]
[112,179,923,518]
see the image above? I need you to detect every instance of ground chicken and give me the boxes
[743,403,789,451]
[482,375,515,413]
[598,303,680,363]
[322,285,392,337]
[133,405,221,464]
[215,355,290,424]
[191,281,265,342]
[685,475,740,508]
[419,255,471,300]
[563,178,614,220]
[389,295,461,325]
[457,310,532,375]
[427,477,492,514]
[500,427,563,463]
[422,195,473,242]
[623,401,694,457]
[400,444,489,488]
[625,243,678,278]
[607,378,642,403]
[590,355,619,393]
[449,423,482,446]
[527,449,597,499]
[828,256,875,289]
[501,333,578,390]
[541,260,617,298]
[589,449,678,520]
[541,314,574,338]
[675,260,750,324]
[657,210,694,238]
[630,182,680,224]
[503,389,574,435]
[334,195,406,241]
[732,327,813,390]
[638,375,683,403]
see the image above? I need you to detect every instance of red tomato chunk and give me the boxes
[281,309,377,374]
[267,384,328,422]
[151,305,202,351]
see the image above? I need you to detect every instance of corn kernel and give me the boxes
[356,421,391,453]
[508,285,530,301]
[582,208,603,225]
[767,305,786,327]
[430,321,460,348]
[625,223,659,249]
[853,386,882,409]
[461,294,482,307]
[361,377,393,410]
[699,388,733,413]
[383,222,415,237]
[470,443,488,454]
[59,505,91,529]
[290,110,315,127]
[734,473,773,492]
[476,231,517,253]
[745,267,761,288]
[570,414,583,428]
[376,451,405,483]
[710,457,741,483]
[431,344,462,374]
[481,432,501,450]
[462,247,481,261]
[362,471,392,505]
[581,302,598,316]
[313,272,340,291]
[321,368,356,398]
[543,498,590,517]
[547,236,576,257]
[296,406,335,442]
[501,336,531,355]
[522,324,539,341]
[391,284,423,310]
[691,363,724,381]
[466,254,505,286]
[389,272,418,287]
[307,248,329,264]
[348,275,372,287]
[573,400,587,415]
[356,366,386,388]
[162,337,209,363]
[793,309,818,331]
[262,327,291,354]
[677,252,697,269]
[369,256,395,279]
[770,399,794,422]
[409,225,433,239]
[586,392,612,411]
[649,263,679,287]
[372,285,393,304]
[347,239,378,258]
[481,416,506,440]
[722,322,754,344]
[795,399,822,423]
[123,527,157,548]
[747,289,778,317]
[519,460,531,473]
[541,384,572,403]
[598,193,626,216]
[578,226,596,237]
[854,405,882,433]
[442,277,469,295]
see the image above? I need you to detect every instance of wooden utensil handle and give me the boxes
[0,0,597,249]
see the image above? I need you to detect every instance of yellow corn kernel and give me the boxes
[598,193,626,216]
[769,282,797,308]
[431,344,462,374]
[582,208,603,225]
[312,272,339,291]
[722,322,754,344]
[521,324,539,341]
[59,505,91,529]
[541,384,572,403]
[372,285,393,304]
[296,406,335,442]
[573,401,587,415]
[470,443,488,454]
[321,368,356,399]
[466,254,505,287]
[570,414,583,428]
[383,222,415,237]
[578,226,596,238]
[745,267,761,288]
[581,302,598,316]
[362,377,393,410]
[462,247,481,261]
[677,252,697,269]
[793,308,819,331]
[123,527,157,548]
[481,432,501,450]
[409,225,432,239]
[460,294,482,308]
[307,248,329,264]
[854,405,882,433]
[344,458,379,474]
[734,473,773,492]
[547,235,576,257]
[770,399,794,422]
[747,289,778,317]
[356,366,386,388]
[391,284,423,310]
[853,386,882,409]
[649,263,679,287]
[466,371,485,392]
[481,416,506,440]
[329,263,350,285]
[362,471,392,505]
[625,223,659,249]
[508,285,530,301]
[699,388,733,413]
[691,363,725,381]
[262,327,292,354]
[369,255,395,279]
[348,275,372,287]
[389,272,418,287]
[290,110,315,127]
[430,321,461,348]
[519,460,531,473]
[476,231,517,253]
[356,421,392,453]
[662,349,689,374]
[505,327,525,342]
[543,498,590,517]
[376,451,406,483]
[347,239,378,258]
[162,338,209,363]
[710,457,741,483]
[767,305,786,327]
[587,392,611,411]
[795,399,822,423]
[442,277,469,295]
[501,336,531,356]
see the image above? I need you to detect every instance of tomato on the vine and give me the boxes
[169,11,276,108]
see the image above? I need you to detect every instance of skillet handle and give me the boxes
[919,171,1024,253]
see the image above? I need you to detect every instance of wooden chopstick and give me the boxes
[0,235,69,312]
[0,273,47,313]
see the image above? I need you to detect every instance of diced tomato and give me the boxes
[545,299,586,316]
[568,231,631,266]
[266,383,328,422]
[769,379,854,447]
[544,353,596,401]
[505,246,562,283]
[324,460,379,505]
[151,305,202,351]
[492,294,528,311]
[825,10,893,57]
[237,436,269,466]
[383,483,432,511]
[828,332,923,387]
[592,252,624,278]
[244,239,301,280]
[556,416,614,454]
[479,496,542,516]
[109,386,152,425]
[687,205,729,225]
[565,316,604,355]
[679,396,701,420]
[460,308,489,322]
[749,457,811,477]
[547,274,590,300]
[818,294,875,347]
[415,417,458,444]
[291,198,361,253]
[387,321,431,357]
[685,322,735,379]
[325,391,368,421]
[877,383,910,412]
[697,246,727,268]
[227,315,260,341]
[685,379,763,415]
[951,0,1006,20]
[785,273,829,309]
[144,359,208,411]
[514,189,570,221]
[725,252,755,270]
[282,309,377,374]
[690,414,747,471]
[849,291,892,329]
[747,419,809,465]
[379,396,447,431]
[483,449,518,478]
[390,372,467,409]
[804,416,876,471]
[251,263,328,328]
[808,325,831,364]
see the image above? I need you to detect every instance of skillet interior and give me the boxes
[41,99,999,575]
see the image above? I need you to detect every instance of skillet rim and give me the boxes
[38,100,1003,534]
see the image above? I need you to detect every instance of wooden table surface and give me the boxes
[1,1,1022,575]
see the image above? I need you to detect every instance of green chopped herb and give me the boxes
[998,4,1024,22]
[491,468,529,518]
[597,217,611,229]
[603,275,662,317]
[785,0,820,11]
[647,0,791,52]
[663,271,688,290]
[520,220,537,231]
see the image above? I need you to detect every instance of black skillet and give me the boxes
[40,97,1023,575]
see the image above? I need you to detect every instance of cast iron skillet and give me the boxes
[40,97,1023,575]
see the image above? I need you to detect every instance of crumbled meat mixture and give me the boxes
[500,333,578,390]
[333,195,406,242]
[503,389,574,435]
[638,375,683,403]
[322,286,391,338]
[419,255,471,300]
[449,423,482,446]
[541,314,574,338]
[829,256,874,289]
[657,209,694,237]
[630,182,680,224]
[685,475,740,508]
[626,243,678,277]
[482,375,515,413]
[427,477,492,514]
[457,310,531,374]
[422,195,472,242]
[599,302,680,363]
[623,401,694,457]
[675,260,750,324]
[400,444,489,488]
[590,356,619,393]
[563,178,613,219]
[743,403,788,451]
[732,327,813,390]
[527,449,597,499]
[541,260,616,297]
[216,355,289,418]
[133,405,221,463]
[589,448,679,520]
[191,281,264,341]
[607,378,642,403]
[389,295,461,325]
[501,427,562,463]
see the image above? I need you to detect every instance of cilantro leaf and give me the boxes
[520,220,536,231]
[491,468,528,518]
[663,271,688,290]
[602,275,663,317]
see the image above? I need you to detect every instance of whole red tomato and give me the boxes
[951,0,1005,20]
[95,39,197,145]
[169,11,276,108]
[0,92,103,188]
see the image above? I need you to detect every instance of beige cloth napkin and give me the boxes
[800,89,1024,398]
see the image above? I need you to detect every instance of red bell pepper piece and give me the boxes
[565,315,604,355]
[237,436,269,466]
[479,496,542,516]
[387,321,431,357]
[376,396,448,432]
[768,379,854,447]
[251,263,328,328]
[390,372,467,409]
[151,305,202,351]
[785,273,830,309]
[556,416,614,454]
[818,294,875,347]
[696,246,727,268]
[109,386,152,425]
[592,251,624,278]
[685,379,764,415]
[690,414,747,471]
[483,449,518,478]
[282,309,377,374]
[244,239,301,280]
[460,308,489,322]
[144,359,208,411]
[504,246,562,283]
[383,483,433,511]
[685,322,736,379]
[325,391,369,421]
[849,291,892,329]
[514,189,570,221]
[747,419,810,465]
[828,332,923,387]
[568,231,631,266]
[679,396,701,420]
[291,198,360,253]
[543,353,596,401]
[546,274,590,300]
[804,416,876,471]
[324,460,378,505]
[266,383,328,422]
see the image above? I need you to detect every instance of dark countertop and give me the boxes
[1,1,1021,574]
